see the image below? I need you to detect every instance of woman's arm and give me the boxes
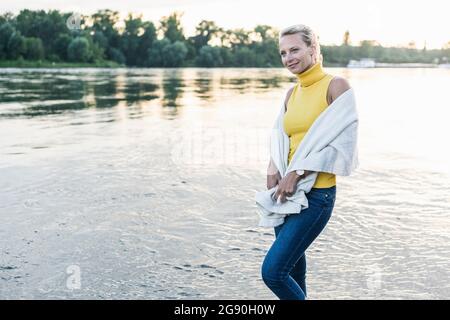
[267,157,279,175]
[267,157,281,189]
[327,76,351,105]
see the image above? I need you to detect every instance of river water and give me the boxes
[1,67,449,299]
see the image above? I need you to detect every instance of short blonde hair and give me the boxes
[279,24,322,63]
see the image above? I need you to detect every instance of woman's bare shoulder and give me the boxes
[327,76,351,104]
[284,85,296,111]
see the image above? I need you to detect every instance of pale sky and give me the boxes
[1,0,450,49]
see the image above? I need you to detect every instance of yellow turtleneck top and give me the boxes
[283,62,336,188]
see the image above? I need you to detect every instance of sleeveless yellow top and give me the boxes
[283,62,336,188]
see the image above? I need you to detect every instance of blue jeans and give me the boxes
[261,186,336,300]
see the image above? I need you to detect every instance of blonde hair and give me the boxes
[279,24,322,63]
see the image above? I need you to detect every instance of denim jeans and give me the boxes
[261,186,336,300]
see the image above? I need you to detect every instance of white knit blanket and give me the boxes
[255,88,359,227]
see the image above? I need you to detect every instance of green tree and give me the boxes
[217,28,231,47]
[67,36,92,62]
[108,47,125,64]
[359,40,378,58]
[0,12,14,25]
[147,39,187,67]
[91,10,120,44]
[160,12,185,43]
[249,26,281,67]
[1,9,448,67]
[232,46,256,66]
[53,33,72,60]
[219,47,232,65]
[91,9,122,60]
[196,45,223,67]
[118,14,156,66]
[161,40,188,67]
[138,22,157,66]
[87,36,105,62]
[92,31,108,52]
[0,22,14,58]
[120,13,144,65]
[191,20,220,49]
[24,37,44,60]
[254,25,276,42]
[228,28,251,48]
[147,38,170,67]
[7,31,26,59]
[14,9,68,58]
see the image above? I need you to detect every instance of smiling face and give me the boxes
[279,33,314,74]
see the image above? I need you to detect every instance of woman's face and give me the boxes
[279,34,314,74]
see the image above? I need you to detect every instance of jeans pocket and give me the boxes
[307,187,335,207]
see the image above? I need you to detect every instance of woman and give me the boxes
[261,24,351,300]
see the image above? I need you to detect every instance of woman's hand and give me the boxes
[273,171,305,203]
[267,171,282,190]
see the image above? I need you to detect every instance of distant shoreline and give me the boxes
[0,60,123,69]
[0,60,447,69]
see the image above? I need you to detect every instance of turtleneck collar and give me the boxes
[296,62,326,87]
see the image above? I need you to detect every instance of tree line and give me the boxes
[0,9,449,67]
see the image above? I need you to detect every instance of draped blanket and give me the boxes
[255,88,359,227]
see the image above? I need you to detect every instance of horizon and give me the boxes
[1,0,450,49]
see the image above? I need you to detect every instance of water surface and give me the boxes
[1,67,449,299]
